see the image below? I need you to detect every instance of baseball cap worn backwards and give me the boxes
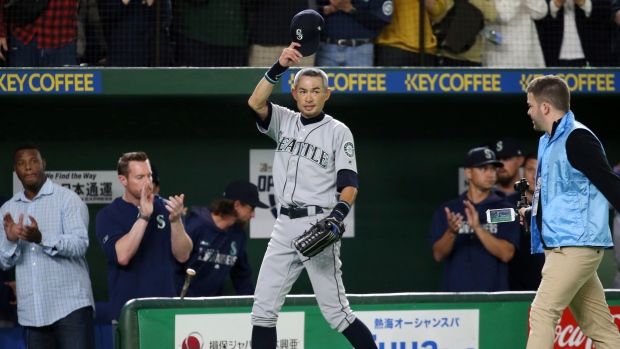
[290,9,324,57]
[485,137,523,159]
[223,181,269,209]
[464,147,504,168]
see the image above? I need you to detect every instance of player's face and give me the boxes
[466,165,497,191]
[527,93,545,132]
[235,203,255,228]
[121,160,153,200]
[292,76,331,119]
[523,158,537,193]
[14,149,46,191]
[496,156,523,187]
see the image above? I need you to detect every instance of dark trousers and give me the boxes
[104,12,172,67]
[375,44,436,67]
[8,35,77,67]
[26,306,95,349]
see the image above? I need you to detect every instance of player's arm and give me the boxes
[463,200,515,262]
[113,183,154,265]
[248,42,303,119]
[34,193,90,257]
[114,218,149,266]
[167,194,193,263]
[339,186,357,207]
[432,207,462,261]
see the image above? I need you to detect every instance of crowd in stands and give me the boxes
[1,0,619,67]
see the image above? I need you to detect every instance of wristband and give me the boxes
[264,60,288,84]
[614,165,620,176]
[330,201,351,221]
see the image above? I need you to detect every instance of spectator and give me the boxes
[247,1,315,67]
[482,0,547,67]
[77,0,107,65]
[97,0,172,66]
[173,0,247,67]
[431,0,498,67]
[522,75,620,349]
[0,193,17,330]
[0,142,95,349]
[176,180,268,297]
[613,0,620,65]
[0,0,79,66]
[430,147,520,292]
[609,161,620,289]
[484,137,525,195]
[375,0,446,66]
[315,0,392,67]
[536,0,616,67]
[150,164,160,195]
[506,149,545,291]
[95,151,192,321]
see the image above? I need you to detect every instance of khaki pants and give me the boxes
[248,45,315,68]
[527,247,620,349]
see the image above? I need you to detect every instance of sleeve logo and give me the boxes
[344,142,355,158]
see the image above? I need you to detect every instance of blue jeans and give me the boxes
[26,306,95,349]
[9,35,77,67]
[315,42,373,67]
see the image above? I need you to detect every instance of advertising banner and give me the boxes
[174,312,304,349]
[12,171,123,204]
[357,309,480,349]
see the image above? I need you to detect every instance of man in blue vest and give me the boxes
[521,75,620,349]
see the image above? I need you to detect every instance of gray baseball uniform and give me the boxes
[250,103,358,332]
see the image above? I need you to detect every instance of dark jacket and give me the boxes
[536,0,616,67]
[175,206,253,297]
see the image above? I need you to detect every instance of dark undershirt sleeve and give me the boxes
[566,129,620,211]
[337,170,358,192]
[250,101,272,130]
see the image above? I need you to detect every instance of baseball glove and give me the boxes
[293,217,345,258]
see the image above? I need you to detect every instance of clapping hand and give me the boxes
[166,194,185,223]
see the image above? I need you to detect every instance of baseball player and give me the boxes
[246,33,377,349]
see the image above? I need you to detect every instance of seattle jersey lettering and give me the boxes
[276,136,330,169]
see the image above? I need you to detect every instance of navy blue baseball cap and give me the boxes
[290,9,324,57]
[484,137,523,159]
[223,181,269,209]
[464,147,504,168]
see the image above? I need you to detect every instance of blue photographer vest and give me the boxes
[530,111,612,253]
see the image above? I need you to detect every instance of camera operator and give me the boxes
[506,149,545,291]
[521,75,620,349]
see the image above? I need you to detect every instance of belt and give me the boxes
[280,206,324,219]
[324,38,373,47]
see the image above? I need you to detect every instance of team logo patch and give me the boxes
[296,29,303,41]
[484,148,493,159]
[344,142,355,158]
[382,1,393,16]
[495,141,503,152]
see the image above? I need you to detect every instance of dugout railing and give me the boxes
[117,291,620,349]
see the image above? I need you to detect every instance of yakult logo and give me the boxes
[532,306,620,349]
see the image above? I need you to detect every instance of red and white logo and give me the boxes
[529,306,620,349]
[181,332,204,349]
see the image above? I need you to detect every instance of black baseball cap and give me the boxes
[464,147,504,168]
[223,180,269,209]
[484,137,523,159]
[290,9,324,57]
[151,164,160,186]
